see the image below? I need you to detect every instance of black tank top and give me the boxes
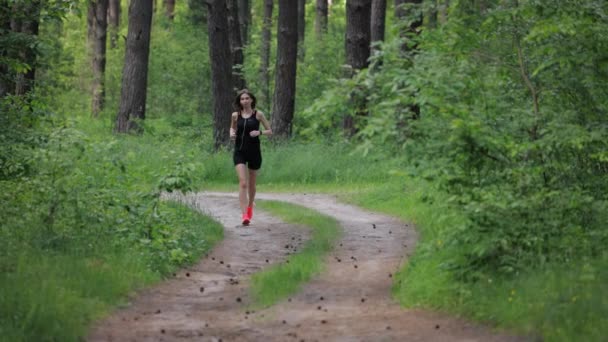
[235,110,260,152]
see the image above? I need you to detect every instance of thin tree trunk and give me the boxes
[370,0,386,51]
[92,0,109,117]
[108,0,121,48]
[271,0,298,139]
[206,0,233,149]
[227,0,246,91]
[164,0,175,20]
[344,0,371,135]
[314,0,327,38]
[260,0,273,106]
[237,0,250,45]
[115,0,154,133]
[370,0,386,71]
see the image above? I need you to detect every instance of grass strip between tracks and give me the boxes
[249,200,341,308]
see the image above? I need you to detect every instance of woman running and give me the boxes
[229,89,272,225]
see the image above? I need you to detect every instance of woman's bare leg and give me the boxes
[235,164,248,216]
[248,169,257,208]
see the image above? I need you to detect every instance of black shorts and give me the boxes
[233,148,262,170]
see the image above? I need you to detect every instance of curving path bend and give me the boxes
[88,192,527,342]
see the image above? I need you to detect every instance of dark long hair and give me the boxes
[233,89,257,112]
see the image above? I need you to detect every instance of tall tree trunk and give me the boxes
[271,0,298,139]
[92,0,109,117]
[13,0,40,96]
[314,0,327,38]
[206,0,233,149]
[164,0,175,20]
[297,0,305,44]
[345,0,371,71]
[227,0,246,91]
[237,0,250,45]
[343,0,371,134]
[108,0,121,48]
[115,0,153,133]
[370,0,386,52]
[260,0,273,106]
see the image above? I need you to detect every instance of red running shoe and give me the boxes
[247,206,253,220]
[242,213,250,226]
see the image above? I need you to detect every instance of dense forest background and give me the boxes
[1,0,607,341]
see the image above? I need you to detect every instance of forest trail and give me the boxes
[88,192,526,342]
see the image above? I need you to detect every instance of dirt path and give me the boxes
[88,192,527,342]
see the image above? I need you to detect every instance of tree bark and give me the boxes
[92,0,109,117]
[227,0,246,91]
[115,0,153,133]
[271,0,298,139]
[297,0,305,44]
[108,0,121,48]
[260,0,273,106]
[314,0,327,38]
[344,0,371,134]
[237,0,250,45]
[206,0,233,149]
[345,0,371,71]
[370,0,386,51]
[164,0,176,20]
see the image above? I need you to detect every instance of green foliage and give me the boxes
[3,0,605,340]
[0,97,223,340]
[350,177,608,341]
[307,0,608,277]
[146,13,212,128]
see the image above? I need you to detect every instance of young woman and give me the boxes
[229,89,272,225]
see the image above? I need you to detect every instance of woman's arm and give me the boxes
[230,112,238,140]
[256,111,272,137]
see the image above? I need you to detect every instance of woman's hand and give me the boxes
[230,128,236,140]
[249,130,261,137]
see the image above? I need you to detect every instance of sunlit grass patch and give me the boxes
[249,201,341,308]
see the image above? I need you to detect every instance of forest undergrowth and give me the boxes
[1,0,606,341]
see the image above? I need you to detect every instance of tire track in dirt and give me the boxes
[88,192,528,342]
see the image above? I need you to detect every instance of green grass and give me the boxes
[0,252,157,342]
[249,201,341,308]
[0,198,223,342]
